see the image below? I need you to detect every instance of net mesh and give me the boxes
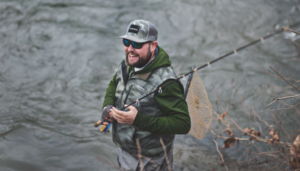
[186,72,212,139]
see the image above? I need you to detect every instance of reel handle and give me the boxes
[94,120,102,127]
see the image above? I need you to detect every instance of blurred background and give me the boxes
[0,0,300,170]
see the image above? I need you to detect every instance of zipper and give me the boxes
[123,84,133,106]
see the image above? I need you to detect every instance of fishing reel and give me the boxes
[94,120,111,133]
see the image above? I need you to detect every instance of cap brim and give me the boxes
[118,35,148,43]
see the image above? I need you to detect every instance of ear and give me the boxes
[150,41,158,52]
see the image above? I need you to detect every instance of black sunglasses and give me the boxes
[122,39,149,49]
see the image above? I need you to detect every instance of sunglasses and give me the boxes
[122,39,149,49]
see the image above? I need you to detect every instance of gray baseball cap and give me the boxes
[118,20,158,43]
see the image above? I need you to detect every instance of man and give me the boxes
[101,19,191,171]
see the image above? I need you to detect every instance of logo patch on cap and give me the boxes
[128,25,140,34]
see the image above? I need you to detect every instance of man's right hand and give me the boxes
[101,105,115,125]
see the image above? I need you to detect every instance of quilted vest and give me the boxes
[112,60,180,157]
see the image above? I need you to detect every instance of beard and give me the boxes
[125,46,152,68]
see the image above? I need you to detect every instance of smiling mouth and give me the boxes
[128,54,139,59]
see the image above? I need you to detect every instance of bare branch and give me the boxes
[275,94,300,100]
[159,138,172,171]
[272,114,292,142]
[227,116,292,146]
[235,161,241,171]
[283,28,300,35]
[257,103,300,115]
[213,110,230,128]
[269,66,300,92]
[212,83,225,113]
[252,105,265,137]
[252,108,272,128]
[289,36,300,47]
[232,79,253,128]
[136,139,144,171]
[266,99,279,108]
[213,139,228,171]
[208,127,249,141]
[260,65,300,83]
[266,94,300,108]
[278,100,300,116]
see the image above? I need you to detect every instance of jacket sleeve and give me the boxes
[132,80,191,134]
[102,73,118,108]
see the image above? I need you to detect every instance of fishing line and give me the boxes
[95,22,300,128]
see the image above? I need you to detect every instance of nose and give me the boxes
[128,44,135,51]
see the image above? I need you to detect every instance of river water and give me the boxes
[0,0,300,171]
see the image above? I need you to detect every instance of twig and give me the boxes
[266,99,278,108]
[269,66,300,92]
[213,110,230,128]
[176,61,182,76]
[283,28,300,35]
[266,94,300,108]
[278,100,300,116]
[252,108,272,128]
[232,79,253,128]
[259,65,300,83]
[252,141,262,153]
[252,105,265,137]
[212,83,219,113]
[227,116,261,139]
[256,103,300,115]
[275,94,300,100]
[227,147,289,168]
[289,36,300,47]
[213,139,228,171]
[159,138,172,171]
[227,116,292,146]
[136,139,144,171]
[272,114,292,142]
[235,160,240,171]
[265,160,282,171]
[212,83,225,113]
[208,127,249,141]
[227,155,260,167]
[240,143,281,158]
[287,15,294,26]
[213,113,264,143]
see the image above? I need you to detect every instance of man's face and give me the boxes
[124,40,152,68]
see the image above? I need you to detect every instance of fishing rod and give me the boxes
[94,22,300,128]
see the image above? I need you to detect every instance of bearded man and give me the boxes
[101,19,191,171]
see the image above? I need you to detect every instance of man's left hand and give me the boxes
[110,105,137,125]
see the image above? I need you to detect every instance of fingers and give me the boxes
[109,106,137,125]
[125,104,134,110]
[103,112,115,123]
[124,104,137,112]
[110,107,123,121]
[112,107,127,115]
[109,112,114,119]
[111,107,125,116]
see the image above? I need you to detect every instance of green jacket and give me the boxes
[103,46,191,134]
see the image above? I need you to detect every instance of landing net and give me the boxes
[185,72,212,140]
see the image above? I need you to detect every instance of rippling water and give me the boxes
[0,0,300,170]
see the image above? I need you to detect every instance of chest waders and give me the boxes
[112,60,181,157]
